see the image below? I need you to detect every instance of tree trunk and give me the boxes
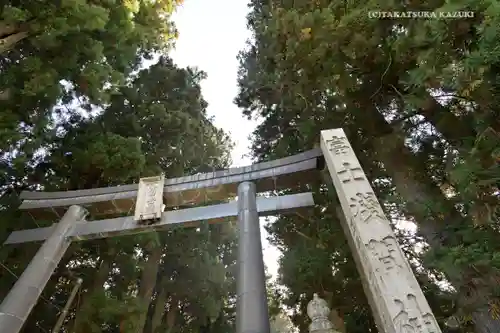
[72,243,116,333]
[373,131,462,248]
[165,300,178,333]
[0,31,29,54]
[357,101,462,248]
[150,284,168,333]
[418,91,477,148]
[0,89,11,100]
[418,92,498,228]
[472,308,499,333]
[134,240,163,333]
[0,22,18,37]
[0,20,31,54]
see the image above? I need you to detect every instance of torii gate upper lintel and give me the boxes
[0,128,442,333]
[17,148,323,220]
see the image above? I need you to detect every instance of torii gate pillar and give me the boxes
[0,205,87,332]
[320,129,442,333]
[236,182,271,333]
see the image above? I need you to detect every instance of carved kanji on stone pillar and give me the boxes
[307,294,341,333]
[320,129,442,333]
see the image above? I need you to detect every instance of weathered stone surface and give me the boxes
[307,294,340,333]
[134,174,165,221]
[320,129,442,333]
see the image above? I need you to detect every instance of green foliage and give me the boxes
[0,0,178,156]
[1,5,29,22]
[237,0,500,332]
[0,3,236,329]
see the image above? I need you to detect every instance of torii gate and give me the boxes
[0,129,442,333]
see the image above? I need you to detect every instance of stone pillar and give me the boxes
[320,129,442,333]
[307,294,341,333]
[236,182,270,333]
[0,205,87,333]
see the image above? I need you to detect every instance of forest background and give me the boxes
[0,1,499,333]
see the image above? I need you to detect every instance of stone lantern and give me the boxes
[307,293,342,333]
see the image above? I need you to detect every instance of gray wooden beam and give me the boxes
[5,192,314,245]
[18,149,322,218]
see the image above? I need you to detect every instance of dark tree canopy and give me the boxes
[0,2,238,332]
[236,1,500,332]
[1,0,500,332]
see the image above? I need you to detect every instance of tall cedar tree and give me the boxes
[236,0,500,332]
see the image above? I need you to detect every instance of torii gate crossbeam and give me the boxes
[5,192,314,245]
